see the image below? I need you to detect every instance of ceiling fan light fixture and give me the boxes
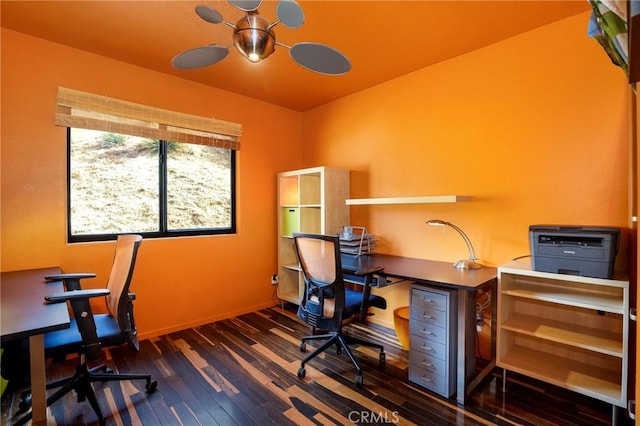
[233,12,275,63]
[174,0,350,75]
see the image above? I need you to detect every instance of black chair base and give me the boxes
[14,361,157,426]
[297,329,385,387]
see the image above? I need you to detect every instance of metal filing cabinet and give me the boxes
[408,285,457,398]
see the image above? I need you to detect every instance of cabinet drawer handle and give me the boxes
[421,361,433,367]
[421,344,434,352]
[421,314,434,319]
[422,330,435,336]
[421,375,433,382]
[421,297,435,304]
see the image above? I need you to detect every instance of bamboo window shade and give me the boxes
[55,87,242,150]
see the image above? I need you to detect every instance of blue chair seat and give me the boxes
[45,314,122,357]
[343,288,386,318]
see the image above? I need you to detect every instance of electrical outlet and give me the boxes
[271,274,278,285]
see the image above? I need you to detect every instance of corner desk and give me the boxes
[1,267,70,425]
[341,253,497,405]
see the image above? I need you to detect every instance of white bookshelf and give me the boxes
[276,166,350,304]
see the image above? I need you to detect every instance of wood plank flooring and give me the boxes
[1,305,634,425]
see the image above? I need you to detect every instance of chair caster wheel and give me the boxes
[297,367,306,379]
[355,374,363,387]
[379,352,386,370]
[146,380,158,394]
[299,343,307,352]
[19,394,32,413]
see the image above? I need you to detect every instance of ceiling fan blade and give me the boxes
[290,43,351,75]
[276,0,304,29]
[172,46,229,69]
[195,5,223,24]
[228,0,262,12]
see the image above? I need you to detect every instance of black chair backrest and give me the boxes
[292,233,345,332]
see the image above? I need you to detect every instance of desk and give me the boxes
[342,253,497,405]
[1,267,70,424]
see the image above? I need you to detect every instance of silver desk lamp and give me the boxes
[426,220,483,269]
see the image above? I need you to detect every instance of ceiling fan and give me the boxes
[172,0,351,75]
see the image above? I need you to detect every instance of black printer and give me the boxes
[529,225,620,279]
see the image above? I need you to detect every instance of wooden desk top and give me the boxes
[342,253,497,290]
[1,267,70,342]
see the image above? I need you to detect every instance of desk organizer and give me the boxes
[339,226,376,255]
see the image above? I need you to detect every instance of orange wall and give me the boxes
[303,12,629,265]
[1,29,303,338]
[301,13,631,326]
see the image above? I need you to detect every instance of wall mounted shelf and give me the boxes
[345,195,469,205]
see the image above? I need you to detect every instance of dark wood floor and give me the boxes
[2,305,634,425]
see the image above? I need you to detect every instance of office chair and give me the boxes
[292,233,387,387]
[15,234,157,426]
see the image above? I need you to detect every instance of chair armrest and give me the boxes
[355,266,384,276]
[44,273,97,291]
[45,288,110,303]
[45,273,96,281]
[355,267,384,322]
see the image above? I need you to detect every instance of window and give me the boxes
[57,87,242,242]
[68,129,236,241]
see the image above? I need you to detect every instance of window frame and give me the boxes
[66,128,237,243]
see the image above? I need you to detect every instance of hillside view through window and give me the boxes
[68,128,235,241]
